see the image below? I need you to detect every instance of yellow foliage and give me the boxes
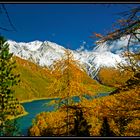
[29,83,140,136]
[124,119,140,136]
[97,67,132,87]
[29,108,76,136]
[78,84,140,136]
[29,125,41,136]
[48,50,97,99]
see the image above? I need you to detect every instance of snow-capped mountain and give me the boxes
[8,40,66,66]
[7,40,125,78]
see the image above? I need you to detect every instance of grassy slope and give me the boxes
[13,56,114,102]
[13,56,54,101]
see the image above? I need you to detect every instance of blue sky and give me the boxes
[0,3,140,50]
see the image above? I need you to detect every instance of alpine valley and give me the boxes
[7,39,131,102]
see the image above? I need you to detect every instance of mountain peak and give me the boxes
[7,40,125,78]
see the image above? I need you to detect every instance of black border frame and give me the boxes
[0,1,140,139]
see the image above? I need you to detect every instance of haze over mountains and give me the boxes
[7,36,140,78]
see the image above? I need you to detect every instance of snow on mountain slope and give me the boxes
[7,40,124,78]
[8,40,66,66]
[73,50,123,78]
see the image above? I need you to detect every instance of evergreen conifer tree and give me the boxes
[100,117,116,136]
[0,36,20,136]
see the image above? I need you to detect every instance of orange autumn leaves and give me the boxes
[79,85,140,136]
[29,110,68,136]
[29,107,77,136]
[97,67,132,87]
[29,87,140,136]
[29,50,140,136]
[47,50,96,98]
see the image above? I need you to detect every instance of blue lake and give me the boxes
[16,93,109,136]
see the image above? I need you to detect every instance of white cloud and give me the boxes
[94,34,140,54]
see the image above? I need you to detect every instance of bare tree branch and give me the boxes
[0,4,16,32]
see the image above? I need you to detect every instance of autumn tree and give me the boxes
[99,117,116,136]
[28,104,92,137]
[88,6,140,136]
[77,86,140,136]
[49,50,96,135]
[92,6,140,84]
[92,6,140,91]
[96,89,139,136]
[48,50,95,98]
[0,36,21,136]
[28,50,94,136]
[67,105,91,136]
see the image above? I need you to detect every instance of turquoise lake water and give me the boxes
[16,93,109,136]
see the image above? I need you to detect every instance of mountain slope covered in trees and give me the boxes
[13,56,114,102]
[96,67,133,88]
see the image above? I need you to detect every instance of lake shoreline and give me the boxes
[19,96,60,104]
[16,92,112,136]
[16,91,114,121]
[19,90,114,104]
[8,110,29,120]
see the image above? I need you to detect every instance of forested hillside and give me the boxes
[97,67,133,87]
[13,56,114,102]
